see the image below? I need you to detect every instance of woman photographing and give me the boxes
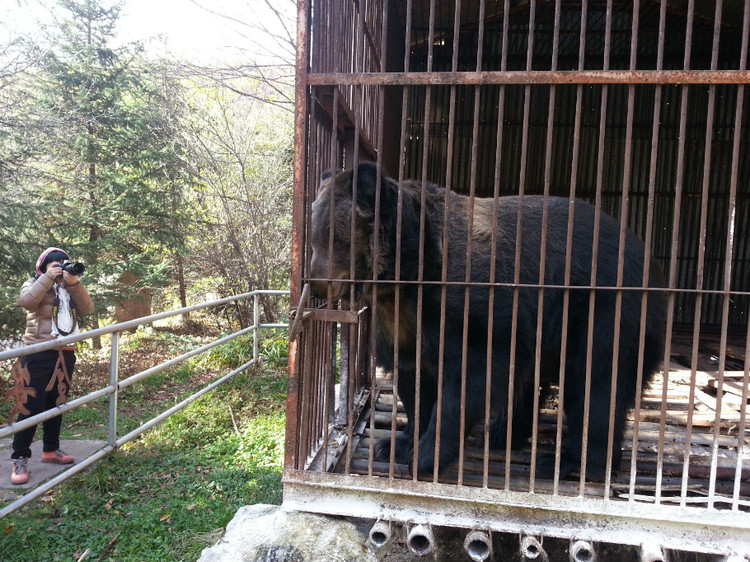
[10,247,94,485]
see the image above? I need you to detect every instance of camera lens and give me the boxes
[62,261,86,276]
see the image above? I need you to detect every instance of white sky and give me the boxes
[118,0,251,62]
[1,0,293,64]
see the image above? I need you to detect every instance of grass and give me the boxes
[0,323,288,562]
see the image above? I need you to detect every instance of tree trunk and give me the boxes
[176,253,189,324]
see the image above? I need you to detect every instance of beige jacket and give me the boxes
[18,275,95,346]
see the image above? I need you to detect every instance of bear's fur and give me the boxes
[308,162,666,480]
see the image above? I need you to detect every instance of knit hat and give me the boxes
[36,247,70,275]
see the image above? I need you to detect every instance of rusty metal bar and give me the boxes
[628,0,667,504]
[319,81,342,472]
[731,0,750,513]
[386,0,414,480]
[365,168,378,478]
[692,0,723,510]
[580,0,613,496]
[716,0,748,514]
[676,35,697,513]
[299,308,365,324]
[421,0,436,483]
[376,0,393,481]
[528,0,561,494]
[735,322,750,510]
[504,0,535,492]
[483,0,510,488]
[307,92,325,469]
[554,0,588,495]
[364,0,389,481]
[670,0,721,507]
[302,276,748,297]
[306,69,750,86]
[457,0,490,486]
[344,5,366,477]
[710,0,739,510]
[286,0,312,473]
[604,0,639,499]
[673,0,697,508]
[433,74,452,482]
[458,0,474,487]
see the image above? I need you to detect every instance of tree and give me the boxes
[0,8,54,334]
[0,0,294,339]
[184,76,293,326]
[182,0,296,110]
[31,0,195,326]
[0,0,197,340]
[172,0,296,327]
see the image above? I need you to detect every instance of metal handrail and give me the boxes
[0,289,290,518]
[0,289,290,362]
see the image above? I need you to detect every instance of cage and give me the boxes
[285,1,750,557]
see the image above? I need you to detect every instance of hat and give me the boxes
[36,247,69,275]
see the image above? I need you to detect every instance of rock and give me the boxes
[198,504,379,562]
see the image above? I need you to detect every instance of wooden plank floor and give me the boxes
[343,339,750,508]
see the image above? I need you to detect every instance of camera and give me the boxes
[60,260,86,276]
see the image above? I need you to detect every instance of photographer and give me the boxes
[9,247,94,485]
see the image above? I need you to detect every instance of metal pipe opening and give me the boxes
[570,540,596,562]
[368,519,392,551]
[407,524,434,557]
[464,530,492,561]
[640,543,666,562]
[520,535,545,560]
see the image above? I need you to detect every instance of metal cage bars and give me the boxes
[287,0,750,557]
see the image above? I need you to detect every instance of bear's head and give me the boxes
[308,162,403,301]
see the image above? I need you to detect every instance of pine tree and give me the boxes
[31,0,195,327]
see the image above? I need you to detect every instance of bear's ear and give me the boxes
[321,168,341,181]
[353,161,393,215]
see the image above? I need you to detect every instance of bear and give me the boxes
[308,161,666,481]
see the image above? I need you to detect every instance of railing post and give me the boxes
[109,331,120,449]
[253,292,260,362]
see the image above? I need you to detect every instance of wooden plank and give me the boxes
[351,360,750,504]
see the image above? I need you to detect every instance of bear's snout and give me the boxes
[309,280,345,301]
[309,250,347,300]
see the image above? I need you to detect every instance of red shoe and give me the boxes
[11,458,29,485]
[41,449,75,464]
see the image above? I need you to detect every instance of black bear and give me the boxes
[308,162,666,481]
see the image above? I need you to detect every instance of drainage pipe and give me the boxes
[570,540,596,562]
[640,543,666,562]
[520,535,545,560]
[464,530,492,561]
[406,524,434,556]
[368,519,392,553]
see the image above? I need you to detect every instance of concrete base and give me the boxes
[199,504,382,562]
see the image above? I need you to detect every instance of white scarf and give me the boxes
[52,284,79,338]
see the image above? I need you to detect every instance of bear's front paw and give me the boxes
[536,453,609,482]
[374,434,413,465]
[414,439,458,477]
[489,427,531,452]
[414,450,435,477]
[534,454,560,479]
